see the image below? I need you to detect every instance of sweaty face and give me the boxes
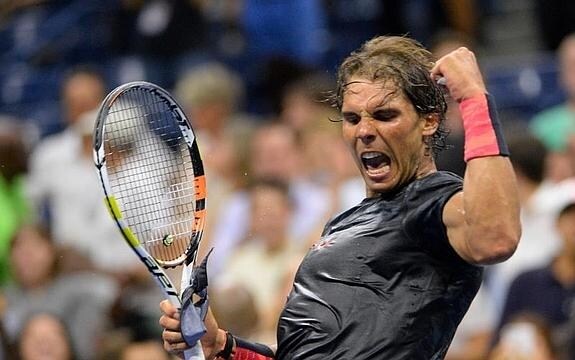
[341,78,437,196]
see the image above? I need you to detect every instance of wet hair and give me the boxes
[333,35,449,156]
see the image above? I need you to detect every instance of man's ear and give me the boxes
[422,113,440,136]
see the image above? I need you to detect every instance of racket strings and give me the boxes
[104,88,197,264]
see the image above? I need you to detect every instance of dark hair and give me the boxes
[333,35,449,156]
[507,133,547,183]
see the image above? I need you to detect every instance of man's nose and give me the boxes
[356,117,376,144]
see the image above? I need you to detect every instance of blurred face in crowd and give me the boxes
[559,35,575,102]
[10,226,56,289]
[250,184,292,250]
[341,79,438,196]
[62,72,105,125]
[303,128,358,182]
[281,88,320,131]
[19,313,73,360]
[249,125,300,180]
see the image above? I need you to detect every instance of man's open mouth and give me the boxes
[361,151,391,176]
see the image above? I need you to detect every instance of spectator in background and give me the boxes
[530,33,575,182]
[209,283,260,341]
[278,72,337,135]
[206,123,329,278]
[489,313,557,360]
[0,119,31,285]
[25,70,148,282]
[16,312,76,360]
[1,224,118,359]
[26,65,107,239]
[298,119,364,218]
[278,71,364,215]
[494,202,575,354]
[173,62,256,259]
[489,133,565,315]
[174,63,253,196]
[215,179,306,343]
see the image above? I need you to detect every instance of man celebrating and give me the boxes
[160,35,520,359]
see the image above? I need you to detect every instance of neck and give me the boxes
[416,155,438,179]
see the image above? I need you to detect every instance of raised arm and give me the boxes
[431,47,521,265]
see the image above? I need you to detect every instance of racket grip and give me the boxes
[183,343,205,360]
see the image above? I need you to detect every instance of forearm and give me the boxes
[463,156,520,264]
[460,95,521,264]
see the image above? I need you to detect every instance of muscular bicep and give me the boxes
[443,191,475,264]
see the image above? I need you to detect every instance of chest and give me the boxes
[300,201,431,287]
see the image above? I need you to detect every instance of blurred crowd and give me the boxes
[2,1,575,359]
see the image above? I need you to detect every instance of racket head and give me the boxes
[94,81,206,268]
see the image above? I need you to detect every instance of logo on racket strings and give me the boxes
[163,234,174,246]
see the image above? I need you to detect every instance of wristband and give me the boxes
[234,337,275,359]
[234,348,275,360]
[216,331,234,360]
[459,93,509,162]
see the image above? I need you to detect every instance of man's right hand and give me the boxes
[160,300,189,358]
[159,300,227,359]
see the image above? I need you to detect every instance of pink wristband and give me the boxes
[233,348,274,360]
[459,94,509,162]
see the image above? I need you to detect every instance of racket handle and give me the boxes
[184,343,205,360]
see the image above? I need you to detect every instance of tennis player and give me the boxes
[160,35,521,359]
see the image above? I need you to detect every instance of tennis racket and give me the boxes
[93,81,206,359]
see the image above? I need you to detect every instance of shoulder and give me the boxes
[403,173,465,250]
[404,171,463,207]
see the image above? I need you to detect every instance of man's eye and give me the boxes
[343,113,360,124]
[372,110,397,121]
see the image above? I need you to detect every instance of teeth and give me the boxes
[360,151,389,170]
[361,152,383,159]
